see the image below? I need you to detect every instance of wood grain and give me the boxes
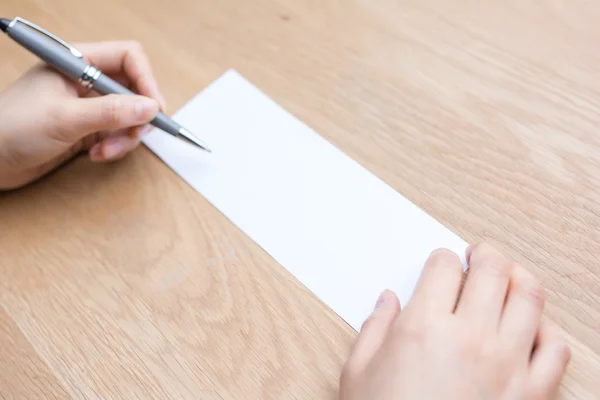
[1,0,599,398]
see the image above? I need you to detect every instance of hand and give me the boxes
[0,41,166,190]
[340,243,571,400]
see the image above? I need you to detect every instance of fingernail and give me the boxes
[134,98,158,120]
[103,139,124,159]
[375,290,393,309]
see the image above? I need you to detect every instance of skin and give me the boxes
[0,40,570,399]
[0,40,166,190]
[340,243,571,400]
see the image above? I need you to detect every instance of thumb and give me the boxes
[344,290,400,376]
[58,94,159,140]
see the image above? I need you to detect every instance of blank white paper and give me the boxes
[142,69,468,331]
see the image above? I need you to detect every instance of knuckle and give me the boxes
[127,40,144,52]
[127,41,148,61]
[514,267,545,307]
[482,259,515,279]
[393,315,425,343]
[470,242,498,259]
[100,96,126,126]
[473,241,496,253]
[518,280,545,307]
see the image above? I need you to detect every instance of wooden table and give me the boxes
[1,0,599,398]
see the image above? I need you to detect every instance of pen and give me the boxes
[0,17,211,153]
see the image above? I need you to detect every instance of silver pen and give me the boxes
[0,16,211,153]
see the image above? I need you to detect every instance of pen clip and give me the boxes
[9,17,83,58]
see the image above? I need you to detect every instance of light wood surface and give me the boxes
[1,0,600,398]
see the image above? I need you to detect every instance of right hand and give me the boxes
[0,40,165,190]
[340,243,571,400]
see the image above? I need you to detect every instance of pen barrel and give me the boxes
[151,113,182,135]
[94,74,181,136]
[7,21,184,140]
[7,22,88,82]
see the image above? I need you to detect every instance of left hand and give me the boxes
[0,40,166,190]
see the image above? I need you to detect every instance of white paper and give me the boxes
[143,69,468,331]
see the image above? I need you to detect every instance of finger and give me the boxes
[345,290,400,375]
[499,265,545,359]
[529,320,571,398]
[89,133,142,162]
[408,248,464,316]
[455,242,514,328]
[55,94,158,141]
[76,41,166,109]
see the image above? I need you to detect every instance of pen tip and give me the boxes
[178,128,212,153]
[0,19,10,33]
